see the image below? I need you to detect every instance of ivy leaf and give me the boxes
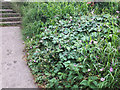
[103,14,110,18]
[82,68,87,73]
[66,47,71,51]
[78,74,83,79]
[88,76,98,80]
[72,85,78,88]
[63,61,71,67]
[80,80,88,86]
[96,17,102,21]
[64,30,69,34]
[93,81,98,86]
[78,65,84,68]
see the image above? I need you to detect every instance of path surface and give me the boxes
[0,26,38,88]
[0,26,2,89]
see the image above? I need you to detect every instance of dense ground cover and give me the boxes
[12,2,120,89]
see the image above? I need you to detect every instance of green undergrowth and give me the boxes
[25,14,120,89]
[11,2,119,40]
[12,2,120,89]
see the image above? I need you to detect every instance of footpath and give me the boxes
[0,2,37,88]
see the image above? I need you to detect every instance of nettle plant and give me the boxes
[25,14,120,89]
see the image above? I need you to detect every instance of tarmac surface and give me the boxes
[0,26,37,88]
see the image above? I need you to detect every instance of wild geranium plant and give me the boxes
[25,15,120,89]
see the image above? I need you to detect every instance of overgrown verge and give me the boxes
[11,2,119,39]
[12,2,120,89]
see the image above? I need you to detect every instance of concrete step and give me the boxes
[0,17,21,22]
[0,21,21,26]
[1,3,11,6]
[1,2,11,8]
[0,13,20,17]
[2,2,11,4]
[2,6,12,9]
[0,9,14,13]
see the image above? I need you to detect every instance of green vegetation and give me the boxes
[12,2,120,89]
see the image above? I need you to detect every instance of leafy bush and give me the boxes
[25,14,120,89]
[12,2,119,39]
[87,2,119,14]
[21,2,89,39]
[11,2,120,89]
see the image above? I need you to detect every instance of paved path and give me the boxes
[0,26,38,88]
[0,26,2,89]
